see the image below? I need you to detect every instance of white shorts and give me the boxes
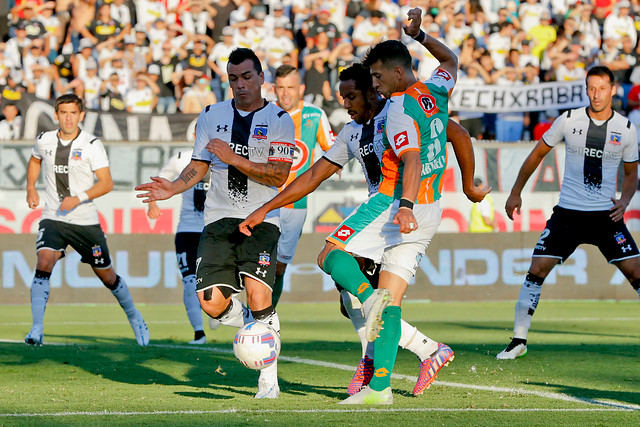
[327,193,441,268]
[277,207,307,264]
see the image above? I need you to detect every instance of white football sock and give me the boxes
[218,297,245,328]
[255,309,280,382]
[340,290,368,358]
[183,274,203,332]
[398,320,438,361]
[514,281,542,339]
[110,276,138,320]
[30,274,50,332]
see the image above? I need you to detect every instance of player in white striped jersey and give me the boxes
[240,63,487,396]
[25,94,149,347]
[498,66,640,360]
[137,48,295,399]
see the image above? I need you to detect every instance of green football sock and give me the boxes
[272,273,284,307]
[368,305,401,391]
[322,250,374,303]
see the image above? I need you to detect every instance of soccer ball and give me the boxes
[233,322,281,370]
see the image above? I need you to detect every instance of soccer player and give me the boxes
[272,64,334,306]
[136,48,295,399]
[25,94,149,347]
[146,149,209,344]
[240,63,487,397]
[497,65,640,359]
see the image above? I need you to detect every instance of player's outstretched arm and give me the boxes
[239,158,341,236]
[610,161,638,222]
[26,156,42,209]
[403,8,458,81]
[505,140,553,220]
[136,159,209,203]
[446,120,489,203]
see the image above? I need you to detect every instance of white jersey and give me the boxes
[157,149,206,233]
[543,107,639,211]
[193,100,296,227]
[31,130,110,225]
[323,100,389,196]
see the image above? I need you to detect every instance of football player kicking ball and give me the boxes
[497,65,640,359]
[25,94,149,346]
[240,64,488,399]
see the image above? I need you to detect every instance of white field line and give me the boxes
[2,340,637,412]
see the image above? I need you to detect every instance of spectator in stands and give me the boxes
[207,26,234,101]
[81,3,124,47]
[100,72,127,112]
[518,39,540,68]
[532,109,558,141]
[518,0,545,33]
[303,37,333,106]
[489,8,511,34]
[0,103,22,140]
[13,2,48,43]
[71,39,97,81]
[146,19,171,61]
[352,10,387,57]
[261,22,297,73]
[305,4,340,48]
[493,67,524,142]
[136,0,167,26]
[22,39,50,83]
[603,1,636,48]
[152,42,180,113]
[132,25,154,72]
[444,11,471,53]
[457,62,491,139]
[1,70,28,103]
[179,0,213,35]
[178,36,212,77]
[79,62,103,110]
[264,2,291,36]
[209,0,238,43]
[4,22,30,69]
[0,46,11,84]
[110,0,133,36]
[574,3,601,58]
[601,35,638,90]
[529,10,557,61]
[487,21,514,69]
[555,52,586,82]
[38,1,61,59]
[468,177,496,233]
[180,74,216,113]
[125,72,160,113]
[26,63,55,100]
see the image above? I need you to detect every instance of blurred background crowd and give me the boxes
[2,0,640,142]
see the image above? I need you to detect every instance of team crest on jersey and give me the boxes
[614,232,627,245]
[609,132,621,145]
[393,131,409,150]
[253,126,268,140]
[334,224,355,242]
[92,245,102,257]
[303,118,314,128]
[71,149,82,160]
[417,94,438,116]
[258,252,271,266]
[376,119,385,134]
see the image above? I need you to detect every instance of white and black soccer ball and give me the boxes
[233,321,281,370]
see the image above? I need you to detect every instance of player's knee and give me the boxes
[317,246,334,270]
[35,252,59,271]
[247,287,271,312]
[198,289,229,317]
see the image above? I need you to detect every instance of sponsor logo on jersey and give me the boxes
[53,165,69,174]
[289,139,310,172]
[334,224,355,242]
[303,118,314,128]
[92,245,102,257]
[418,94,438,115]
[435,68,452,80]
[71,149,82,160]
[258,252,271,266]
[393,131,409,150]
[610,132,621,145]
[268,141,295,163]
[253,125,268,140]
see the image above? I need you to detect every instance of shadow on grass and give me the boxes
[527,381,640,407]
[445,321,640,340]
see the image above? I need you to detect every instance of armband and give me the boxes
[77,192,89,203]
[413,30,426,44]
[399,198,414,210]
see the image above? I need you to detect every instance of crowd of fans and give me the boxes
[2,0,640,142]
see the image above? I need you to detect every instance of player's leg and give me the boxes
[601,218,640,297]
[175,232,206,344]
[616,257,640,297]
[273,208,306,307]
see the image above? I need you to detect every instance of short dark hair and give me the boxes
[362,40,412,70]
[586,65,615,85]
[228,48,262,74]
[339,63,372,96]
[54,94,84,112]
[275,64,298,79]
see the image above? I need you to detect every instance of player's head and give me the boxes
[338,63,378,124]
[362,40,412,99]
[227,48,264,110]
[54,94,85,137]
[274,65,303,113]
[585,66,615,115]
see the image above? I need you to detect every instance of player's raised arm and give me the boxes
[505,141,553,220]
[136,159,210,203]
[446,120,489,203]
[239,157,341,235]
[403,8,458,81]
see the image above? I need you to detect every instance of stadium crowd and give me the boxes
[2,0,640,141]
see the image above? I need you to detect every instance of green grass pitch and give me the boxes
[1,300,639,426]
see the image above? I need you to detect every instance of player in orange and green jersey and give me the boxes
[272,65,334,306]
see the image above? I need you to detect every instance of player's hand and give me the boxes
[465,184,491,203]
[135,176,174,203]
[59,196,80,212]
[147,201,162,219]
[206,138,236,165]
[609,197,628,222]
[238,206,268,236]
[403,8,423,39]
[26,189,39,209]
[393,207,418,234]
[505,193,522,220]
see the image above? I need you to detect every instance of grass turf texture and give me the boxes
[1,301,639,426]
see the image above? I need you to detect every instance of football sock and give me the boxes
[631,278,640,298]
[216,297,245,328]
[322,250,374,304]
[110,276,138,320]
[513,273,544,339]
[368,306,401,392]
[183,274,204,333]
[272,273,284,307]
[30,270,51,331]
[254,305,280,382]
[340,290,369,358]
[194,330,205,340]
[398,320,438,361]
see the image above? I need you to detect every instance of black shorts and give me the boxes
[533,206,640,263]
[196,218,280,294]
[175,232,201,277]
[36,219,111,268]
